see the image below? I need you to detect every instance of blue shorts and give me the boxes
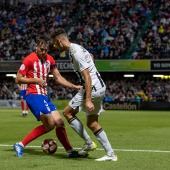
[26,94,57,120]
[20,90,27,100]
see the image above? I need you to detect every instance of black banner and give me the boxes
[0,61,21,72]
[2,59,170,72]
[140,101,170,110]
[0,61,73,72]
[103,101,170,110]
[56,61,73,71]
[151,60,170,71]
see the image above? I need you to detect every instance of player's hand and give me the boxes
[86,100,95,112]
[34,78,47,87]
[74,85,83,91]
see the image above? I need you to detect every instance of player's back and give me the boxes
[69,43,105,88]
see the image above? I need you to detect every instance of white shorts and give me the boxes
[69,86,106,116]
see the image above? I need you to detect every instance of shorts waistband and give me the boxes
[92,85,106,92]
[83,85,105,92]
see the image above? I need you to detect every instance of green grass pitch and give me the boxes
[0,109,170,170]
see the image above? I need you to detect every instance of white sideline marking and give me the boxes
[0,144,170,153]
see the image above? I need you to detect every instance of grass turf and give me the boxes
[0,109,170,170]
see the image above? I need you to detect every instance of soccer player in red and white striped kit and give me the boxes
[13,35,85,158]
[17,83,29,117]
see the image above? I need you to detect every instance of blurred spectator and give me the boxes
[136,0,170,59]
[0,2,80,60]
[1,76,170,103]
[0,0,169,61]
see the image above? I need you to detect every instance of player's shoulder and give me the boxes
[46,53,54,59]
[71,43,83,50]
[70,43,87,55]
[46,53,55,63]
[23,52,37,62]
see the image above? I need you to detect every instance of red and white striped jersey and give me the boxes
[18,52,56,96]
[17,76,27,91]
[20,84,27,90]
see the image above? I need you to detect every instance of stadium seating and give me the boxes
[0,0,169,60]
[0,76,170,103]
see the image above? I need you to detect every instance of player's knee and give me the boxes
[45,123,55,132]
[86,121,93,129]
[62,109,69,118]
[87,121,99,132]
[55,118,65,127]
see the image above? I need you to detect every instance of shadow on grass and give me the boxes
[6,148,94,160]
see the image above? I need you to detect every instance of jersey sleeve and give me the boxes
[49,56,57,71]
[18,58,31,75]
[74,48,90,72]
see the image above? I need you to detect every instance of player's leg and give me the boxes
[21,98,25,116]
[23,90,28,116]
[51,110,75,156]
[13,94,55,157]
[63,105,93,144]
[86,114,117,161]
[45,98,86,158]
[63,96,96,155]
[13,115,54,157]
[25,100,29,115]
[20,90,28,117]
[86,89,117,161]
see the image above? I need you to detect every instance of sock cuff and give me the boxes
[68,116,78,124]
[56,126,65,130]
[94,128,103,136]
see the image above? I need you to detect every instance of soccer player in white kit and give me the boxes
[51,28,117,161]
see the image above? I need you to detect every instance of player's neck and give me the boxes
[35,52,46,63]
[65,42,71,53]
[40,58,46,63]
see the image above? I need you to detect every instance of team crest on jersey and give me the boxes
[20,64,25,70]
[45,61,49,66]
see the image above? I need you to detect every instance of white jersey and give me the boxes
[69,43,105,90]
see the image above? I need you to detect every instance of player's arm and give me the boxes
[81,69,94,112]
[51,69,82,90]
[16,59,46,87]
[17,84,22,91]
[82,69,92,102]
[90,53,94,61]
[15,72,46,87]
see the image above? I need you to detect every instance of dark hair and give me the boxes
[36,35,50,46]
[50,28,66,39]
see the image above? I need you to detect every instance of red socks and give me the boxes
[21,125,47,146]
[21,100,24,111]
[26,104,29,111]
[21,100,29,112]
[21,125,73,152]
[55,127,73,152]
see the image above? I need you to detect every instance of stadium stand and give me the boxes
[0,1,80,60]
[0,0,169,60]
[0,76,170,103]
[131,0,170,59]
[0,0,170,107]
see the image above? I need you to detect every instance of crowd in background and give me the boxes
[0,1,170,102]
[0,0,169,60]
[132,0,170,59]
[0,76,170,103]
[0,1,79,60]
[68,0,156,59]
